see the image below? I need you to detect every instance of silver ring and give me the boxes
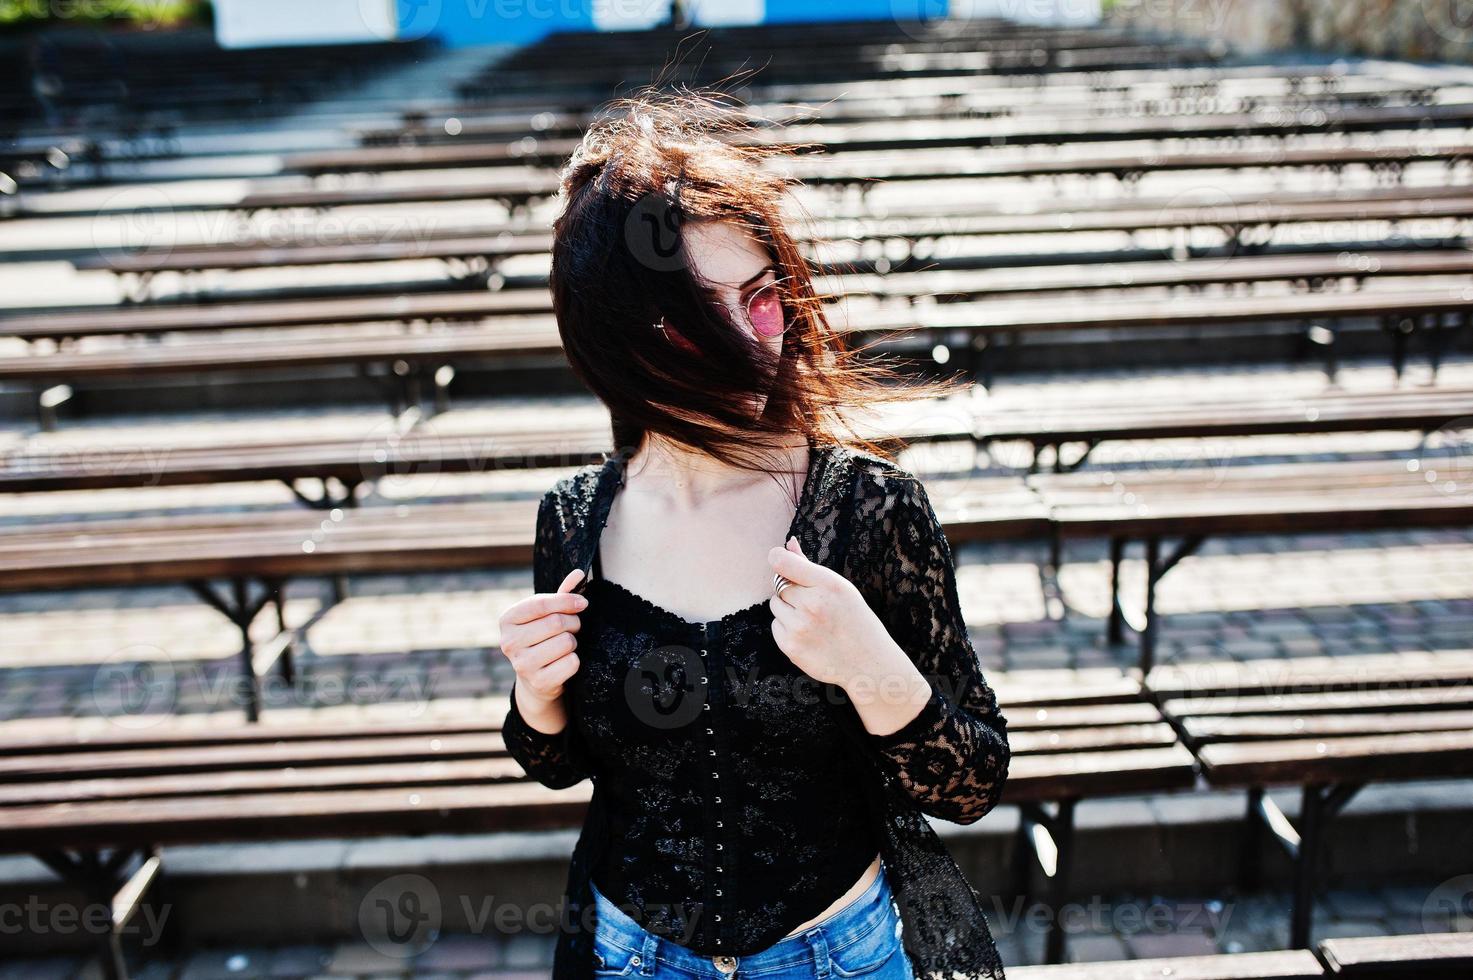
[773,573,793,598]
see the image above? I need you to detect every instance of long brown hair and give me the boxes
[548,86,967,483]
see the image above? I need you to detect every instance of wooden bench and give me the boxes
[1318,932,1473,978]
[69,229,555,277]
[292,103,1473,176]
[0,323,562,427]
[1007,933,1473,979]
[784,142,1473,190]
[1024,458,1473,673]
[1008,949,1326,979]
[1142,653,1473,949]
[0,698,581,980]
[979,385,1473,473]
[914,287,1473,384]
[993,670,1200,964]
[4,283,1470,432]
[0,402,979,494]
[0,667,1191,973]
[0,474,1050,722]
[153,142,1473,219]
[65,192,1473,281]
[454,42,1220,101]
[355,86,1458,148]
[0,497,542,721]
[410,64,1428,134]
[0,419,612,498]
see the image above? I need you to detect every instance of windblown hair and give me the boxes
[548,86,968,483]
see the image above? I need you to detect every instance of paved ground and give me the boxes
[2,355,1469,720]
[3,878,1468,977]
[2,353,1470,974]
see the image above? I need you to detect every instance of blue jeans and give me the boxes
[590,860,916,979]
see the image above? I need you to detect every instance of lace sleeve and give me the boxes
[861,473,1010,825]
[501,489,595,790]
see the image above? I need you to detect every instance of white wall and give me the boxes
[214,0,400,47]
[952,0,1102,26]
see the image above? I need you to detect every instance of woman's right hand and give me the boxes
[499,568,588,709]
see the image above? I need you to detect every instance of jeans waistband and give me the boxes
[591,859,895,976]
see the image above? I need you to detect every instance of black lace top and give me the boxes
[576,452,885,956]
[501,436,1011,980]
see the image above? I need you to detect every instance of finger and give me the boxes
[767,540,829,587]
[515,607,584,651]
[506,571,588,625]
[770,582,803,616]
[517,627,580,674]
[529,648,581,692]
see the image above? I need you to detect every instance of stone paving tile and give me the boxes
[3,876,1452,977]
[1122,931,1222,959]
[411,934,501,972]
[268,946,335,978]
[327,943,415,976]
[2,359,1471,976]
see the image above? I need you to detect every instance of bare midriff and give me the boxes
[780,851,883,938]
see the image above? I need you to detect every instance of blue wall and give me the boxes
[410,0,951,47]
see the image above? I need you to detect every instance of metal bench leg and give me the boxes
[1138,534,1206,675]
[1141,536,1161,675]
[37,384,73,433]
[32,846,160,980]
[1016,800,1078,964]
[1426,312,1454,382]
[1387,315,1413,382]
[1239,785,1264,892]
[433,364,455,415]
[270,578,294,686]
[187,577,282,722]
[1107,537,1126,645]
[1247,782,1363,949]
[1025,442,1041,475]
[1290,783,1323,948]
[1291,782,1363,948]
[1045,799,1076,965]
[1009,819,1034,912]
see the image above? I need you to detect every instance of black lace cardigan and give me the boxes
[501,438,1011,980]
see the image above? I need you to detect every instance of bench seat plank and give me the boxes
[1003,743,1198,804]
[1006,948,1325,979]
[1196,729,1473,786]
[0,781,594,850]
[1319,932,1473,976]
[0,757,523,807]
[1184,709,1473,740]
[0,732,509,782]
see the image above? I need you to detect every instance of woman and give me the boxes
[498,89,1010,980]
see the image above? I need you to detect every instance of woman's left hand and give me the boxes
[767,536,910,693]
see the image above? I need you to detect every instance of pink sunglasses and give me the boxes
[657,280,786,353]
